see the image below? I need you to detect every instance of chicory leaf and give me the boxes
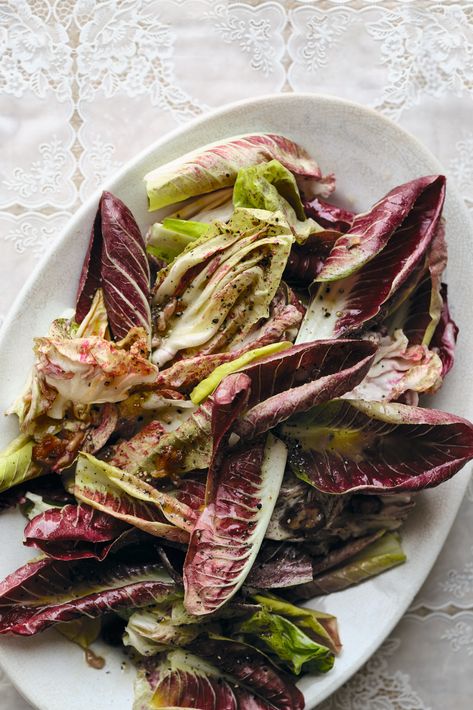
[155,285,303,394]
[0,436,41,494]
[431,284,459,377]
[345,329,443,403]
[75,288,109,338]
[233,160,321,240]
[233,338,377,439]
[281,398,473,493]
[151,209,293,367]
[299,175,446,341]
[317,175,446,282]
[100,191,151,341]
[75,207,103,323]
[32,328,158,419]
[23,503,130,561]
[190,341,292,405]
[283,230,339,287]
[0,551,177,635]
[74,452,195,537]
[134,647,304,710]
[144,133,334,211]
[290,532,406,599]
[246,543,314,589]
[146,220,207,263]
[183,434,287,615]
[388,220,448,348]
[304,197,354,232]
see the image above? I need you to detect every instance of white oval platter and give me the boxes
[0,93,472,710]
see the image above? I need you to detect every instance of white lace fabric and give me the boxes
[1,1,473,707]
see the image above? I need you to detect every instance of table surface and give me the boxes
[1,1,473,708]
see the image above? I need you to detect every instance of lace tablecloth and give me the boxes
[1,1,472,708]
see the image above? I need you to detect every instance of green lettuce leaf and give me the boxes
[236,607,334,675]
[233,160,320,241]
[252,593,341,654]
[0,436,42,494]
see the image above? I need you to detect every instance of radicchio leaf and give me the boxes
[281,399,473,493]
[134,648,304,710]
[100,191,151,341]
[183,434,287,615]
[233,338,377,439]
[144,132,334,211]
[298,175,446,341]
[430,284,459,377]
[32,328,157,419]
[283,230,339,287]
[304,197,355,232]
[23,504,130,561]
[0,550,177,636]
[75,208,103,323]
[289,532,406,599]
[75,193,151,342]
[388,220,448,348]
[195,637,306,710]
[155,285,303,395]
[345,329,443,403]
[106,420,165,473]
[74,452,194,539]
[246,542,314,589]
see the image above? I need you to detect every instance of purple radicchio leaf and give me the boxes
[388,219,448,348]
[298,175,446,341]
[205,371,251,502]
[81,402,118,455]
[304,197,355,232]
[106,419,165,474]
[280,398,473,494]
[0,473,74,514]
[75,208,103,323]
[283,230,340,287]
[74,452,193,543]
[246,542,314,589]
[430,283,459,377]
[75,192,151,342]
[233,338,377,439]
[183,433,287,616]
[144,132,335,211]
[344,329,443,404]
[23,503,132,561]
[0,548,177,635]
[100,191,151,341]
[134,645,305,710]
[196,638,306,710]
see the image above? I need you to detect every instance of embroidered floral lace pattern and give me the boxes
[1,1,473,707]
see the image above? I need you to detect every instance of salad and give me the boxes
[0,133,472,710]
